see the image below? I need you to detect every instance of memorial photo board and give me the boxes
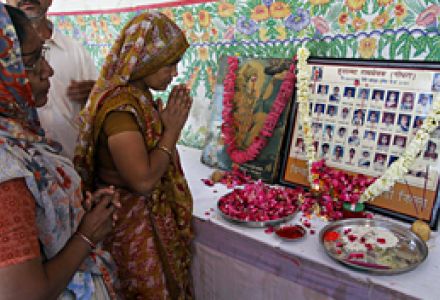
[280,58,440,229]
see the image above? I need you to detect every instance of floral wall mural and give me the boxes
[52,0,440,148]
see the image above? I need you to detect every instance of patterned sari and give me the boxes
[0,4,117,299]
[74,12,193,299]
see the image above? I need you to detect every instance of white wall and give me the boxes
[48,0,183,13]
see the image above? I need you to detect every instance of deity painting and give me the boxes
[201,57,293,182]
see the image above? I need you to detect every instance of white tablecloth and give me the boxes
[178,146,440,300]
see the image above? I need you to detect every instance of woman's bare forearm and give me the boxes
[0,236,91,300]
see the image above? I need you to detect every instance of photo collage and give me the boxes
[291,67,440,189]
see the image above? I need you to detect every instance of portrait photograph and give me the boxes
[417,93,433,114]
[326,105,338,117]
[314,103,326,116]
[343,86,356,98]
[358,150,371,168]
[384,90,400,109]
[321,142,330,158]
[381,112,396,127]
[377,133,391,150]
[357,88,370,101]
[322,124,334,140]
[393,135,407,149]
[367,110,380,125]
[431,73,440,92]
[318,84,329,95]
[397,114,412,132]
[352,109,366,126]
[371,89,384,102]
[333,145,344,162]
[373,153,388,170]
[329,86,341,102]
[311,66,323,81]
[340,107,351,121]
[400,92,415,111]
[424,140,439,161]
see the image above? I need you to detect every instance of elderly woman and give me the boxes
[75,12,193,299]
[0,4,120,300]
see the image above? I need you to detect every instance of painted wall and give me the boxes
[48,0,215,14]
[51,0,440,148]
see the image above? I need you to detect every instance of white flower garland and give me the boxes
[296,47,316,184]
[360,94,440,202]
[296,46,440,203]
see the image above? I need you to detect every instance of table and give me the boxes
[177,146,440,300]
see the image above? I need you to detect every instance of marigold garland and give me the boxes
[222,56,296,164]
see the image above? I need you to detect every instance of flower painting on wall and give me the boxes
[51,0,440,148]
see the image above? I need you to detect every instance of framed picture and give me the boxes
[201,56,294,182]
[279,57,440,229]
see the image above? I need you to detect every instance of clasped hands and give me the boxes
[156,84,193,141]
[77,186,121,248]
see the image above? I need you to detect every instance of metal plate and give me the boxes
[217,201,296,228]
[319,219,428,275]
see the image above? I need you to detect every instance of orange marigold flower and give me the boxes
[345,0,366,11]
[378,0,392,6]
[218,2,235,18]
[352,17,367,31]
[372,12,389,29]
[395,4,407,18]
[161,9,174,21]
[183,12,195,29]
[110,14,121,26]
[201,31,210,42]
[358,37,377,59]
[251,4,270,22]
[259,27,269,41]
[338,12,349,25]
[198,47,209,61]
[276,25,286,40]
[211,27,218,37]
[309,0,330,4]
[198,10,211,27]
[76,16,86,27]
[269,2,291,19]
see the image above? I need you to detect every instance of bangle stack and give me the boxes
[157,145,173,160]
[75,231,96,249]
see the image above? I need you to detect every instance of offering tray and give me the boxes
[319,219,428,275]
[216,184,299,228]
[217,204,296,228]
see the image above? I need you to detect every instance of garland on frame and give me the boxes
[221,56,296,164]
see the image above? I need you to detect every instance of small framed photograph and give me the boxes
[344,86,356,99]
[384,90,400,109]
[400,92,415,111]
[357,88,370,101]
[329,86,341,102]
[317,84,329,97]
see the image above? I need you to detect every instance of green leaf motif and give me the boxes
[403,0,425,14]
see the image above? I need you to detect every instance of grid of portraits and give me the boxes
[291,77,440,189]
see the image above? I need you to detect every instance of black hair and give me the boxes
[4,4,31,45]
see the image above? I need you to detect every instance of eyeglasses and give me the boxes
[22,45,49,73]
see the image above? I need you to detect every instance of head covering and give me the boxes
[0,4,117,298]
[75,11,189,191]
[0,5,42,139]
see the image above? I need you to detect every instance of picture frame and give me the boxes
[200,56,294,183]
[279,57,440,229]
